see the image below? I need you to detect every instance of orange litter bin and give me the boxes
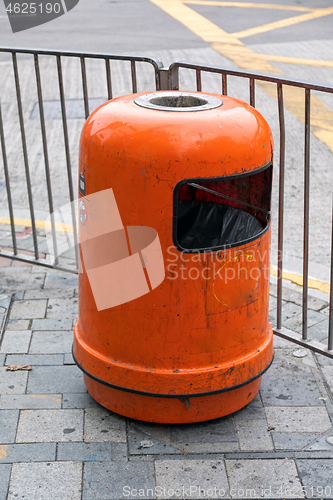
[73,91,274,423]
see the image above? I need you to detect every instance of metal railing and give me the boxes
[0,47,163,271]
[1,48,333,357]
[167,61,333,359]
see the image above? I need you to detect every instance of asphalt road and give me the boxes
[0,0,333,288]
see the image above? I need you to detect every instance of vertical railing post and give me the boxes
[277,83,285,330]
[80,57,89,119]
[222,74,227,95]
[327,181,333,350]
[196,70,202,92]
[56,55,79,269]
[302,88,311,341]
[250,78,255,107]
[0,99,17,255]
[34,53,58,264]
[131,61,137,94]
[168,65,180,91]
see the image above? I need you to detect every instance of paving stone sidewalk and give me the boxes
[1,258,333,500]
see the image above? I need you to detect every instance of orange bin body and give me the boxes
[73,91,274,423]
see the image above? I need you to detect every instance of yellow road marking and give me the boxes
[215,50,333,69]
[150,0,333,153]
[270,266,330,294]
[232,7,333,39]
[149,0,279,73]
[184,1,314,12]
[0,217,73,233]
[28,394,62,402]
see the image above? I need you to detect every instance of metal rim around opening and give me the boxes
[134,92,223,112]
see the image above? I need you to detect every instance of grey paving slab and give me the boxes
[1,237,34,251]
[0,367,28,395]
[275,287,328,312]
[284,310,327,334]
[44,273,78,288]
[129,421,171,447]
[236,419,274,451]
[112,442,128,462]
[170,415,237,443]
[0,394,62,410]
[46,297,78,318]
[268,348,316,376]
[232,393,266,420]
[0,314,5,332]
[0,330,32,354]
[8,461,82,500]
[128,425,181,455]
[321,366,333,390]
[29,330,73,354]
[273,302,303,322]
[260,375,324,406]
[84,408,126,443]
[9,299,47,320]
[273,334,295,348]
[6,319,30,330]
[321,305,330,316]
[265,407,332,433]
[31,318,73,331]
[0,410,19,444]
[307,318,330,342]
[269,295,287,311]
[83,461,155,500]
[62,392,101,409]
[295,451,333,459]
[63,352,75,364]
[304,431,333,451]
[296,459,333,498]
[314,352,333,367]
[155,459,229,499]
[0,353,5,366]
[226,459,304,499]
[27,365,87,394]
[0,273,45,291]
[5,354,64,366]
[0,266,33,275]
[272,432,321,451]
[16,409,83,443]
[57,442,111,461]
[13,291,24,300]
[0,443,56,463]
[0,464,11,500]
[24,288,75,299]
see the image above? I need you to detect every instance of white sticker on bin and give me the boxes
[45,188,165,311]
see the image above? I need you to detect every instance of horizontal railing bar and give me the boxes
[0,46,163,70]
[169,61,333,94]
[0,249,78,274]
[273,328,333,359]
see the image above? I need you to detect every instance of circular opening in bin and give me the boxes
[134,92,223,112]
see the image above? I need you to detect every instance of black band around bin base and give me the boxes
[72,348,274,399]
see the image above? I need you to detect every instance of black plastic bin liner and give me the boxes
[177,200,264,250]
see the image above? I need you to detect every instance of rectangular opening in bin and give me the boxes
[173,163,272,252]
